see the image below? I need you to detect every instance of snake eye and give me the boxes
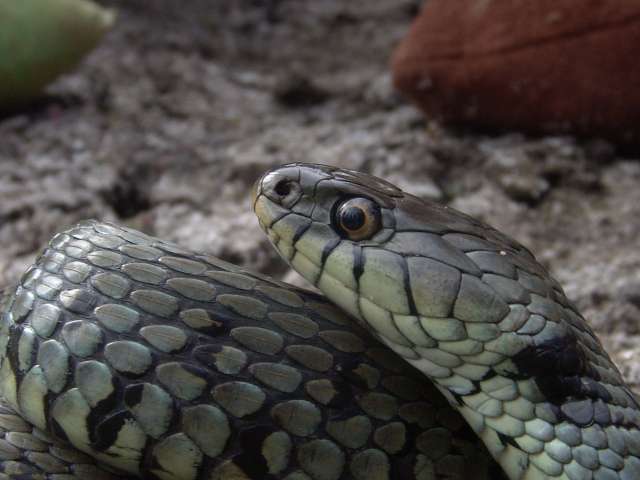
[335,197,381,241]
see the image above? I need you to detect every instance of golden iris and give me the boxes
[335,197,381,241]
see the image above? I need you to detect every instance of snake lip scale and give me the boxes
[253,163,640,480]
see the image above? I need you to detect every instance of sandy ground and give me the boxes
[1,0,639,387]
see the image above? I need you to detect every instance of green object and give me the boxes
[0,0,115,108]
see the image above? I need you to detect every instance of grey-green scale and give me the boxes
[0,220,502,480]
[253,164,640,480]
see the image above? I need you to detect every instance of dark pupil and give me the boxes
[341,207,366,231]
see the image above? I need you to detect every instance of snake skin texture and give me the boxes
[0,398,127,480]
[253,163,640,480]
[0,220,502,480]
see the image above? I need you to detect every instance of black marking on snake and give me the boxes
[320,236,341,265]
[481,369,498,382]
[87,379,120,447]
[352,244,364,281]
[291,220,312,246]
[466,380,483,396]
[497,432,520,449]
[7,323,24,386]
[123,383,145,408]
[513,335,586,402]
[93,410,136,450]
[401,257,419,316]
[511,334,637,427]
[139,438,162,478]
[233,425,276,479]
[449,390,465,407]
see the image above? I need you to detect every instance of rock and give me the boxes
[0,0,115,109]
[391,0,640,144]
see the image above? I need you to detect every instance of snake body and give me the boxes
[253,163,640,480]
[0,220,501,479]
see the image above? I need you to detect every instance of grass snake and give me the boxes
[0,163,636,479]
[0,220,500,479]
[253,163,640,480]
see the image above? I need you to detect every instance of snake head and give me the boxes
[252,163,623,393]
[252,163,533,341]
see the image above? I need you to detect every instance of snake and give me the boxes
[0,220,501,479]
[0,164,636,480]
[252,163,640,480]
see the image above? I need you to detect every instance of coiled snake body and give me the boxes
[0,221,499,479]
[0,164,637,480]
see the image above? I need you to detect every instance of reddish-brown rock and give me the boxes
[392,0,640,144]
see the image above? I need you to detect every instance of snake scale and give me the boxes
[0,164,637,480]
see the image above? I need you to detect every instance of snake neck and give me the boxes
[253,163,640,480]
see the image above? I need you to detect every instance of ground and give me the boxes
[1,0,639,387]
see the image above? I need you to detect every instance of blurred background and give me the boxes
[0,0,639,387]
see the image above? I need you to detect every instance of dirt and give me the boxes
[1,0,639,387]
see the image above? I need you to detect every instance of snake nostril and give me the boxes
[274,180,292,197]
